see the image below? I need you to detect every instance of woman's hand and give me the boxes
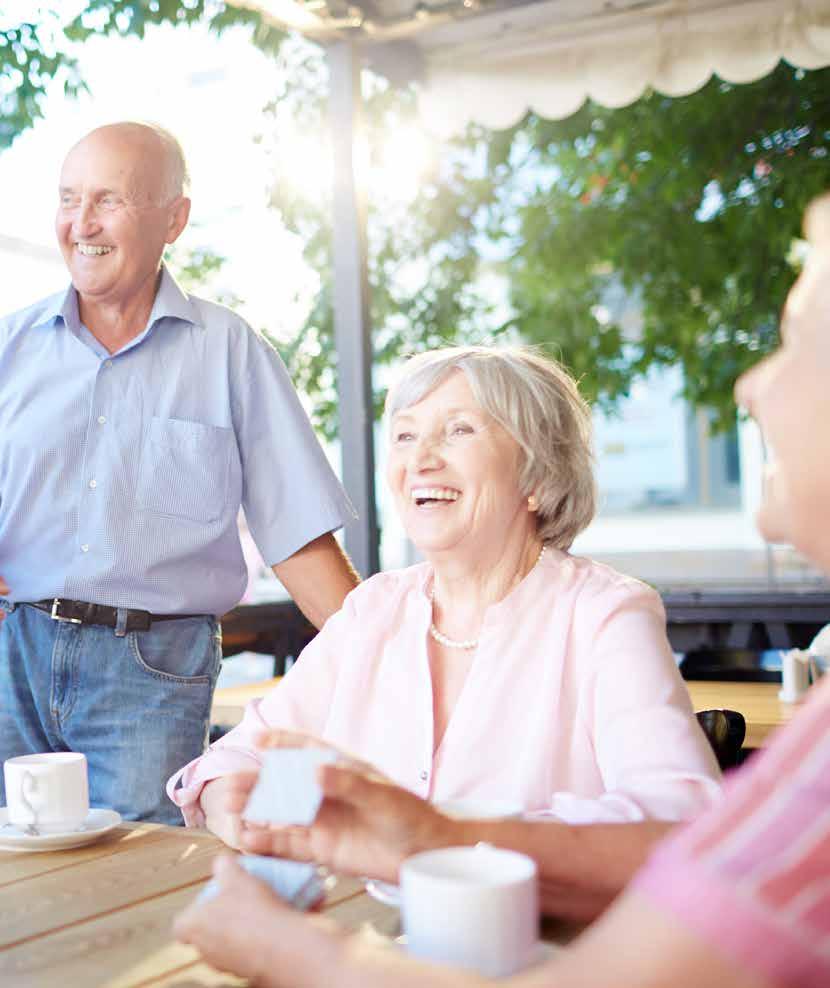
[200,773,261,849]
[174,854,345,988]
[241,762,458,883]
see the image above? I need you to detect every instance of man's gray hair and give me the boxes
[140,122,190,203]
[385,346,597,550]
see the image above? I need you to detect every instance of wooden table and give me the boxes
[685,680,798,748]
[0,822,400,987]
[213,678,799,751]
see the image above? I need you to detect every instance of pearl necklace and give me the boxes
[429,544,547,650]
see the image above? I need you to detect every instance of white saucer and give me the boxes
[364,879,401,907]
[391,938,556,975]
[0,808,123,852]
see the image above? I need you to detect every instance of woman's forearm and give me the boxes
[452,818,673,922]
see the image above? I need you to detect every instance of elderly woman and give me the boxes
[176,197,830,988]
[167,346,719,839]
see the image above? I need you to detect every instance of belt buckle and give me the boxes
[50,598,82,624]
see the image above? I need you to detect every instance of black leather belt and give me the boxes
[26,599,203,632]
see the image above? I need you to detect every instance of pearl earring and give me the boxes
[528,495,539,512]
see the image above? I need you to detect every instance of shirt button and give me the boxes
[104,360,113,369]
[81,544,90,553]
[88,479,97,489]
[419,770,429,782]
[97,416,106,425]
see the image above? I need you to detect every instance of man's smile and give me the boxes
[75,242,114,255]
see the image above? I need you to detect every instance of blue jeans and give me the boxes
[0,601,222,825]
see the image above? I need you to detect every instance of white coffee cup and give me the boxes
[4,752,90,834]
[400,844,538,977]
[437,798,523,821]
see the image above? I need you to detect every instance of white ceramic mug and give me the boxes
[4,752,89,834]
[400,844,538,977]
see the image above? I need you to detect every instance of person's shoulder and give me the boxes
[184,291,260,341]
[343,563,430,611]
[185,291,284,368]
[1,289,66,340]
[554,551,662,610]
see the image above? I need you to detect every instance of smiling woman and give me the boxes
[168,344,720,853]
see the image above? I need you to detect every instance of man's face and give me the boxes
[735,194,830,569]
[55,128,189,310]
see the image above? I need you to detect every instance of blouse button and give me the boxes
[419,770,429,782]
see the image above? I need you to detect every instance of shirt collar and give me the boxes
[35,263,202,335]
[146,264,202,331]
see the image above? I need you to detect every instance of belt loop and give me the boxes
[114,608,129,638]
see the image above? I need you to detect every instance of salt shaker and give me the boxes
[779,648,810,703]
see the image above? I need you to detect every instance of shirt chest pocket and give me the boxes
[137,416,233,523]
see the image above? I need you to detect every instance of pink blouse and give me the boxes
[167,550,721,826]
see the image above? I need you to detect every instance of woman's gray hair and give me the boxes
[385,346,597,549]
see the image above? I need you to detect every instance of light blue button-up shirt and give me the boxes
[0,267,355,615]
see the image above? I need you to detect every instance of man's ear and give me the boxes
[166,196,191,244]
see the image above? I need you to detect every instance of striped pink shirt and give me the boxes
[635,676,830,988]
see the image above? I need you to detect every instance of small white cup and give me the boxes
[401,844,538,977]
[4,753,90,834]
[437,798,523,821]
[779,649,811,703]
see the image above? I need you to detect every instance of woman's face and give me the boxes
[386,371,534,559]
[735,201,830,568]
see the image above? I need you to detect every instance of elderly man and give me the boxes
[0,122,358,824]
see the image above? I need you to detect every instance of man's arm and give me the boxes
[272,533,360,630]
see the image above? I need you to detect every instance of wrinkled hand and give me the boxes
[202,731,380,850]
[174,854,342,987]
[241,760,455,883]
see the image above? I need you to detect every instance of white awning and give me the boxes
[251,0,830,138]
[414,0,830,137]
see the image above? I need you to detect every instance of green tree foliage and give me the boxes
[0,8,86,148]
[267,58,828,434]
[2,5,827,436]
[0,1,284,148]
[263,43,503,438]
[487,63,830,427]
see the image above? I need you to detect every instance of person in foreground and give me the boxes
[168,346,719,839]
[176,194,830,988]
[0,122,358,824]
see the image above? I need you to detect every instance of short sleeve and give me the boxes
[633,677,830,988]
[230,329,356,565]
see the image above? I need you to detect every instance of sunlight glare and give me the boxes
[371,125,433,203]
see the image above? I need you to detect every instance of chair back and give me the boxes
[696,708,746,770]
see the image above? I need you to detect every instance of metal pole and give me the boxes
[328,41,380,577]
